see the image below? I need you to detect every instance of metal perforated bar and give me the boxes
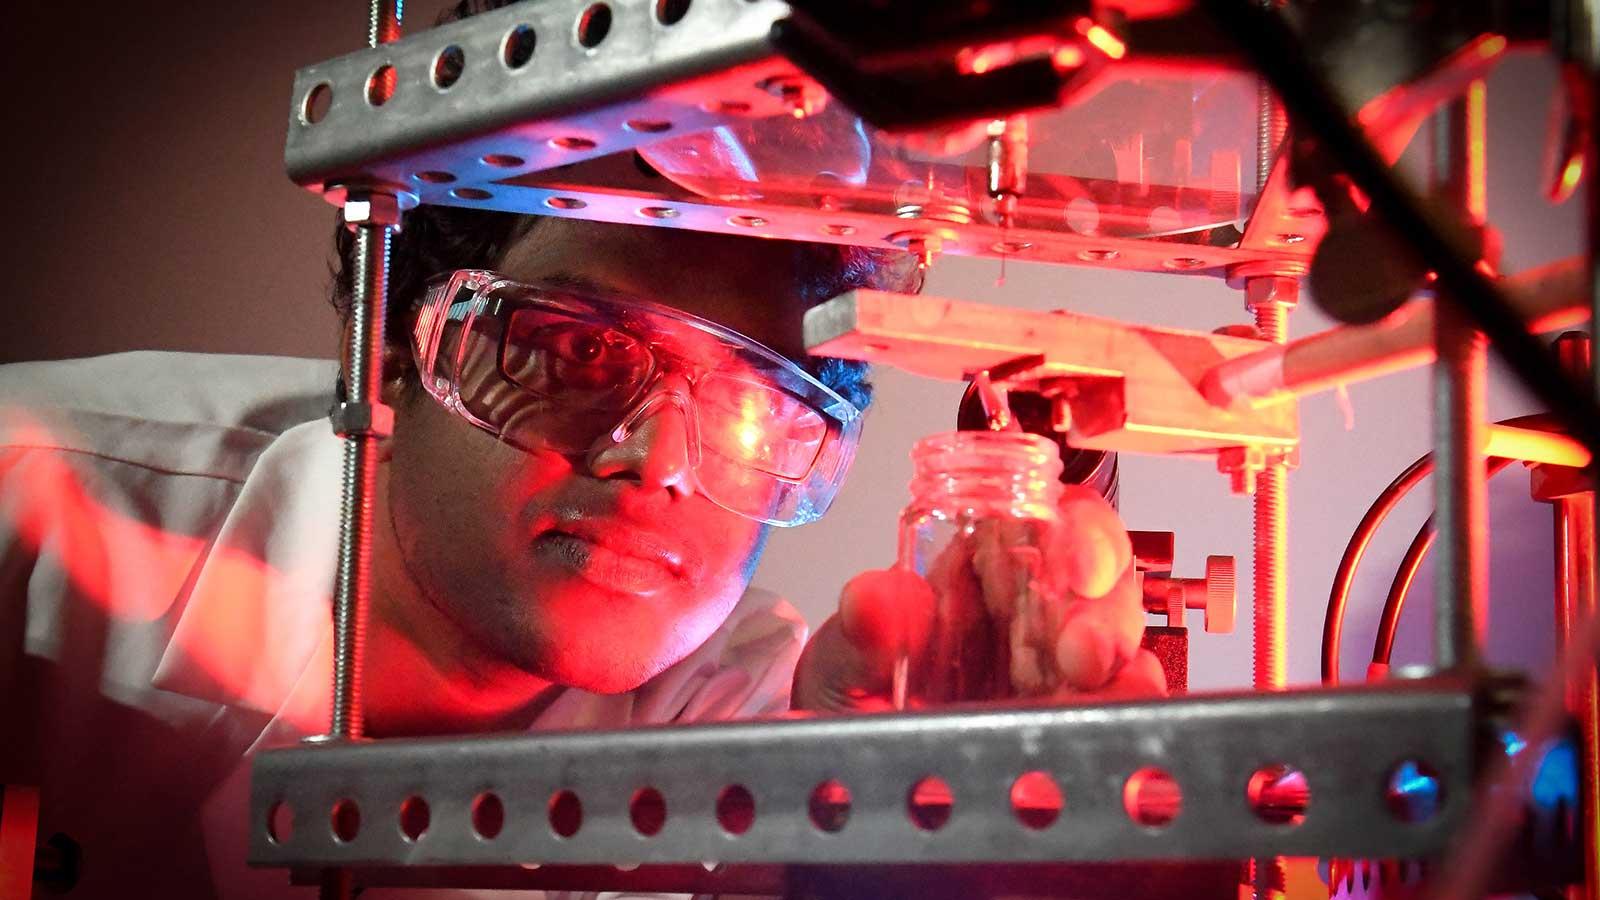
[285,0,795,193]
[252,684,1475,868]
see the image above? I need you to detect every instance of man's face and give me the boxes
[382,218,821,694]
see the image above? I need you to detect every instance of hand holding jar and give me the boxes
[793,431,1167,712]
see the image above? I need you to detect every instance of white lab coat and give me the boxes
[0,352,806,899]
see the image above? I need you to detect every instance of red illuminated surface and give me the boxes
[1,415,317,720]
[0,786,40,900]
[1076,19,1127,61]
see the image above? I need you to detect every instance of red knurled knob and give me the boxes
[1204,555,1237,634]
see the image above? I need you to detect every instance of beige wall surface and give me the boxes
[3,2,1583,689]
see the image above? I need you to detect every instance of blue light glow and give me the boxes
[1530,738,1579,812]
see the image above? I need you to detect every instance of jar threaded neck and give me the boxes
[907,431,1063,519]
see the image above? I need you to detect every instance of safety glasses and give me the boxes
[412,269,863,526]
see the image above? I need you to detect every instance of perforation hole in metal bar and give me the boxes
[503,24,537,68]
[807,780,851,833]
[701,99,750,115]
[331,798,361,843]
[473,791,505,839]
[550,136,598,151]
[1246,764,1309,826]
[1385,759,1443,823]
[1010,771,1063,830]
[576,3,613,49]
[433,45,465,90]
[414,170,457,184]
[630,787,668,836]
[907,776,953,832]
[453,188,493,201]
[482,153,525,168]
[300,83,332,125]
[366,65,396,106]
[625,119,673,133]
[266,800,294,844]
[1123,767,1181,828]
[546,196,588,210]
[715,784,756,835]
[655,0,690,25]
[399,796,430,841]
[549,789,583,838]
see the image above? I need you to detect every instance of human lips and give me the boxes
[532,521,699,595]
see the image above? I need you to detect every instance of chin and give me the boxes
[541,638,676,695]
[517,614,692,695]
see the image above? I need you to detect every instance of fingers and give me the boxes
[1054,564,1146,690]
[793,615,892,712]
[1050,485,1133,600]
[1051,649,1169,702]
[1097,649,1170,699]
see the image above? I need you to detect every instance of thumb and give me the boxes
[793,568,937,713]
[840,567,938,664]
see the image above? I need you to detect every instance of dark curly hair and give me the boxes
[332,207,920,411]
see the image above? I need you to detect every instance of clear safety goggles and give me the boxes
[412,270,863,526]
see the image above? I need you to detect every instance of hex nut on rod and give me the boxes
[342,191,403,229]
[329,401,395,439]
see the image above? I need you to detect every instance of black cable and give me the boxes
[1321,455,1433,684]
[1325,417,1558,683]
[1199,0,1600,455]
[1370,458,1517,669]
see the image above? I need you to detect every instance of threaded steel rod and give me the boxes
[1255,83,1286,192]
[1251,299,1289,693]
[330,225,391,740]
[368,0,402,47]
[324,14,401,900]
[1251,14,1289,895]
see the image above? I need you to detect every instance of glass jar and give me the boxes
[898,430,1064,702]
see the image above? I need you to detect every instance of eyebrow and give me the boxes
[536,271,633,301]
[534,270,739,363]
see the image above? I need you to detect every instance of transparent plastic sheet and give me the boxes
[639,72,1262,242]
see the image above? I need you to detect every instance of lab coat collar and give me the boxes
[151,419,344,734]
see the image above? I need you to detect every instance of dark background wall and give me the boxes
[2,1,453,364]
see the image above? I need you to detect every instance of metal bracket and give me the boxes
[803,290,1298,455]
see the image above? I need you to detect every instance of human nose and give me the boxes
[586,384,698,499]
